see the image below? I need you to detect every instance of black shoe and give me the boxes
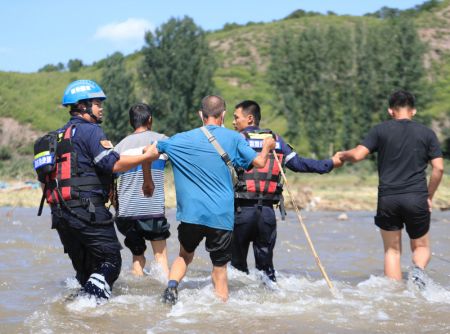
[410,266,426,291]
[263,268,277,283]
[162,287,178,305]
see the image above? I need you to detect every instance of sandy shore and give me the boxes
[1,173,449,212]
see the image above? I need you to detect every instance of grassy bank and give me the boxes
[1,168,449,212]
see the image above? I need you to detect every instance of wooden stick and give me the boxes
[272,150,335,291]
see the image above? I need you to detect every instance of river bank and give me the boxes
[1,172,449,211]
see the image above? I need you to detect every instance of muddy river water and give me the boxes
[1,208,449,333]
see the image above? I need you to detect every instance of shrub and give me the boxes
[0,146,12,160]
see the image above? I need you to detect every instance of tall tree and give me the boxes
[323,25,354,153]
[269,29,303,141]
[67,59,83,72]
[297,27,329,157]
[269,17,429,157]
[388,17,429,109]
[140,16,216,135]
[101,52,135,143]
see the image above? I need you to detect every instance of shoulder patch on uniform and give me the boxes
[100,140,114,149]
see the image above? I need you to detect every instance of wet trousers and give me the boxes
[231,205,277,281]
[52,205,122,297]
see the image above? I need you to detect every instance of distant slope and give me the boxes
[1,0,449,143]
[0,68,102,132]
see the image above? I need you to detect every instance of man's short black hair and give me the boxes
[69,100,90,115]
[235,100,261,126]
[200,95,226,118]
[389,90,416,110]
[129,103,154,130]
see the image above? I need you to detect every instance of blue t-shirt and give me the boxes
[157,125,257,231]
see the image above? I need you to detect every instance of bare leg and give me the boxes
[151,240,169,278]
[380,229,402,280]
[410,232,431,269]
[132,254,146,276]
[211,264,228,302]
[168,245,194,282]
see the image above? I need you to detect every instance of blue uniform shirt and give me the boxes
[242,126,333,174]
[64,116,120,198]
[157,125,257,231]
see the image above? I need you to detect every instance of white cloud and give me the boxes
[94,18,153,42]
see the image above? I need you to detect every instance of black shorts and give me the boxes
[375,192,430,239]
[116,217,170,256]
[178,222,232,267]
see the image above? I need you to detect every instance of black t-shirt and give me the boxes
[361,119,442,196]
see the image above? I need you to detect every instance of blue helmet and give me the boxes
[62,80,106,106]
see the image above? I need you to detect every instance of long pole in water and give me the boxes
[272,150,335,292]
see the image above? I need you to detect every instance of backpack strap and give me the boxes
[37,183,47,216]
[200,127,237,185]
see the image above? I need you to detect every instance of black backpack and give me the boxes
[33,131,60,183]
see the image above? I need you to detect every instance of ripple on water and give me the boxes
[6,209,450,333]
[21,266,450,334]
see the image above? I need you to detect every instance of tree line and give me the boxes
[95,15,448,157]
[268,17,429,158]
[101,16,216,142]
[38,59,84,73]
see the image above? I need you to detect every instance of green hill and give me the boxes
[1,0,450,179]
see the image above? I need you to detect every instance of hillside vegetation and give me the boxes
[0,1,449,180]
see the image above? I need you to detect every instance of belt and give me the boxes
[235,199,274,208]
[64,197,106,208]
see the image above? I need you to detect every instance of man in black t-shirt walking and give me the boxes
[338,90,444,289]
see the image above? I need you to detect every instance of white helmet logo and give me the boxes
[70,85,92,95]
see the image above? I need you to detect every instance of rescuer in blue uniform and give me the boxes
[231,100,343,283]
[48,80,156,301]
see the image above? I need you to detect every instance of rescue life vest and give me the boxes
[33,125,110,219]
[235,129,285,204]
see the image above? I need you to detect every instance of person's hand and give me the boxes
[427,197,432,212]
[263,137,276,151]
[108,188,117,209]
[142,142,155,154]
[143,142,159,161]
[332,151,344,168]
[142,180,155,197]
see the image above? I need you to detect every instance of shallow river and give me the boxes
[1,207,449,333]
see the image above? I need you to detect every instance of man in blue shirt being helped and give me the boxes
[231,100,343,284]
[145,95,275,304]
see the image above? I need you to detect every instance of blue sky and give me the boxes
[0,0,428,73]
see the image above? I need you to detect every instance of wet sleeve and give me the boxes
[158,135,170,161]
[234,135,257,169]
[151,135,169,163]
[156,139,169,154]
[87,126,120,173]
[282,137,333,174]
[361,126,379,153]
[428,130,443,160]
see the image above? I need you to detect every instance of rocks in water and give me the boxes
[337,213,348,221]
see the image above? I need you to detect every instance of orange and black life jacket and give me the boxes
[235,129,285,204]
[34,125,110,221]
